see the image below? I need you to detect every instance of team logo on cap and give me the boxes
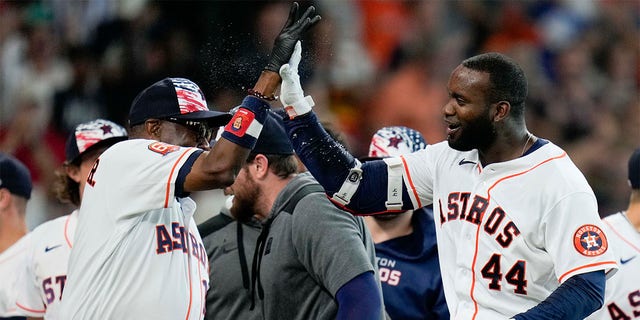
[573,224,608,256]
[171,78,208,114]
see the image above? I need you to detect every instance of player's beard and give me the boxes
[448,108,496,152]
[229,173,262,223]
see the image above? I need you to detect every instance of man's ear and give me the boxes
[252,154,270,179]
[145,120,162,138]
[65,163,83,183]
[493,101,511,122]
[0,188,12,211]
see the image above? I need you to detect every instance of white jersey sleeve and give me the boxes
[539,190,613,282]
[586,212,640,320]
[0,234,31,317]
[14,239,44,317]
[398,144,439,209]
[15,211,77,319]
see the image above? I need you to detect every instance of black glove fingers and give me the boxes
[283,5,314,37]
[289,10,320,37]
[282,2,299,30]
[263,3,321,72]
[300,15,321,33]
[308,15,322,26]
[296,6,316,26]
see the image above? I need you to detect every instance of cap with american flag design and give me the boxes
[128,77,232,128]
[65,119,128,163]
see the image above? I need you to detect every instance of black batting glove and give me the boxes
[264,2,321,73]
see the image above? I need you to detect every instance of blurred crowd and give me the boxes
[0,0,638,228]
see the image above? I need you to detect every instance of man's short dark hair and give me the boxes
[462,52,528,119]
[246,153,298,179]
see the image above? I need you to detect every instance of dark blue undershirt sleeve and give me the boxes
[335,271,384,320]
[283,112,415,214]
[282,111,357,193]
[513,270,605,320]
[175,149,203,197]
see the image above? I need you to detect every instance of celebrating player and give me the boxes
[587,148,640,320]
[361,126,449,320]
[277,42,618,319]
[13,119,127,319]
[58,4,320,320]
[0,153,32,319]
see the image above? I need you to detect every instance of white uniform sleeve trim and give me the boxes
[331,159,363,206]
[384,157,404,211]
[401,156,422,209]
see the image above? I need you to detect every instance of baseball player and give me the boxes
[587,148,640,320]
[277,42,618,319]
[361,126,449,320]
[0,153,32,319]
[13,119,127,319]
[58,4,319,320]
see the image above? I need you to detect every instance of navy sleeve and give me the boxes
[335,271,384,320]
[513,270,605,320]
[283,112,416,214]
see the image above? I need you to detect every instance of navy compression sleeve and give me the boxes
[283,112,416,214]
[335,271,384,320]
[283,112,356,193]
[513,270,605,320]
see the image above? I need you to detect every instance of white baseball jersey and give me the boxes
[14,210,77,319]
[59,139,209,320]
[400,141,618,319]
[0,234,30,317]
[587,212,640,320]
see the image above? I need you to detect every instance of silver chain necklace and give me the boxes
[521,133,533,157]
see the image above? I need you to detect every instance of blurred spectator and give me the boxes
[363,1,451,151]
[3,3,72,131]
[0,0,636,227]
[51,45,108,135]
[357,0,410,71]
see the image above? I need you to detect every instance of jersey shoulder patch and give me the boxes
[573,224,608,256]
[148,141,180,155]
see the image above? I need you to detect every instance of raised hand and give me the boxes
[279,41,314,119]
[264,2,321,73]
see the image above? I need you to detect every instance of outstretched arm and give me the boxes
[186,2,320,192]
[279,42,416,215]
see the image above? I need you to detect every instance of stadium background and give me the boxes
[0,0,637,228]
